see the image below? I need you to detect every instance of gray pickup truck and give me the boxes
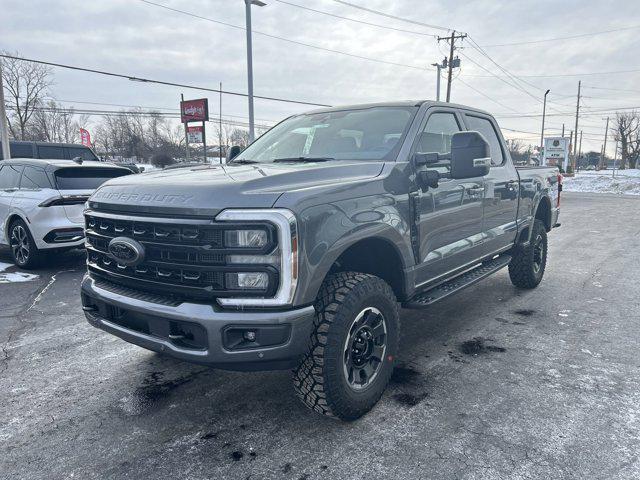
[81,101,561,420]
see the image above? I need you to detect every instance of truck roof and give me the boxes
[305,100,492,117]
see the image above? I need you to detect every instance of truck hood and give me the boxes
[88,161,385,217]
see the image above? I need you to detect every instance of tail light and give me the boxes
[39,195,90,207]
[556,174,563,207]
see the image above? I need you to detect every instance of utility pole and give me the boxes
[431,58,446,101]
[578,130,583,170]
[562,124,565,137]
[219,81,223,164]
[181,93,190,161]
[573,80,581,158]
[0,62,11,160]
[438,31,466,102]
[601,116,609,169]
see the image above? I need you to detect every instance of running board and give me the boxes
[403,255,512,309]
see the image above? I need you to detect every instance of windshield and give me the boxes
[235,106,418,163]
[54,167,130,190]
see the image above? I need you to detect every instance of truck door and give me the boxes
[463,113,519,255]
[412,109,485,286]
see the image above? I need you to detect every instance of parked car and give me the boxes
[80,101,561,419]
[0,140,142,174]
[0,158,132,268]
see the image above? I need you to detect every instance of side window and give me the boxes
[0,165,23,190]
[10,143,34,158]
[417,112,461,155]
[20,166,51,189]
[37,145,65,159]
[66,147,98,161]
[465,115,505,166]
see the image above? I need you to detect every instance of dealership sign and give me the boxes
[187,125,204,144]
[180,98,209,123]
[543,137,569,169]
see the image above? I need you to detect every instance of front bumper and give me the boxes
[80,275,316,371]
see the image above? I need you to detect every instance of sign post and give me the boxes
[180,97,209,163]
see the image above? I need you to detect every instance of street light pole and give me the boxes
[540,89,550,164]
[431,59,445,102]
[244,0,265,144]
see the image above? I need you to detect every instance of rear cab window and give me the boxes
[464,114,505,166]
[54,167,131,190]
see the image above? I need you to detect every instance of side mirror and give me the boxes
[450,131,491,179]
[226,145,241,162]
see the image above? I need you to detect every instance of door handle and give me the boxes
[506,180,518,190]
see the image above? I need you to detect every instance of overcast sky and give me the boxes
[2,0,640,155]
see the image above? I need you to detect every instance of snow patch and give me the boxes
[0,262,38,284]
[563,169,640,195]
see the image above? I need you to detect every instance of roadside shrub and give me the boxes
[150,153,175,168]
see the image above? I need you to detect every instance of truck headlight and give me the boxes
[224,229,268,248]
[216,209,298,307]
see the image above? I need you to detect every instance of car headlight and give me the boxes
[216,209,298,307]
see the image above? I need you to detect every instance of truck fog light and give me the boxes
[225,229,268,248]
[226,272,269,290]
[243,330,257,342]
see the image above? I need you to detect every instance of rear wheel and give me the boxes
[508,219,547,289]
[293,272,399,420]
[9,219,41,269]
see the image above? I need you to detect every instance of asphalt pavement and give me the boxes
[1,192,639,480]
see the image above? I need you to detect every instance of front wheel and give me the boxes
[293,272,399,420]
[9,219,42,269]
[508,219,548,289]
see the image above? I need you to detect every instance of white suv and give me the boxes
[0,158,131,268]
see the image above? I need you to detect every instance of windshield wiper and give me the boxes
[230,159,259,164]
[273,157,334,163]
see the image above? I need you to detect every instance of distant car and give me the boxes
[0,140,142,174]
[0,140,100,162]
[0,158,132,268]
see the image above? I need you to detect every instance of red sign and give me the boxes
[80,128,92,147]
[187,125,204,144]
[180,98,209,123]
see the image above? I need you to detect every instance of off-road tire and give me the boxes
[508,219,547,289]
[8,218,42,269]
[293,272,399,420]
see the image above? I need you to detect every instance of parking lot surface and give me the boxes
[1,192,639,480]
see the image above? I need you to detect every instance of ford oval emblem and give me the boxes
[108,237,145,266]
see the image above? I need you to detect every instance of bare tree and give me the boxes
[30,101,85,143]
[612,111,640,169]
[1,52,53,140]
[505,138,533,165]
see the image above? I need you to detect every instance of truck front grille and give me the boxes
[84,211,277,301]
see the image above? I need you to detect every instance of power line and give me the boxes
[464,67,640,78]
[272,0,437,37]
[4,105,273,129]
[330,0,453,32]
[455,77,519,112]
[480,24,640,47]
[138,0,428,71]
[0,53,330,107]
